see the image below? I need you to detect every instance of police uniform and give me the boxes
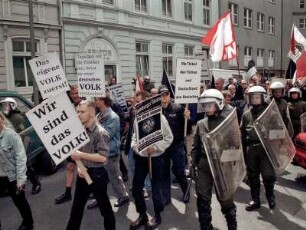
[288,98,306,137]
[161,102,189,204]
[240,103,276,210]
[191,109,237,230]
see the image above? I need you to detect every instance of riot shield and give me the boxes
[286,106,294,138]
[254,99,296,175]
[202,108,246,201]
[300,112,306,133]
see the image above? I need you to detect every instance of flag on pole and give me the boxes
[288,24,306,63]
[136,74,143,91]
[201,12,237,62]
[161,70,175,99]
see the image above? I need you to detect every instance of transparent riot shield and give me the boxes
[202,109,246,201]
[254,99,296,175]
[286,106,294,138]
[300,112,306,133]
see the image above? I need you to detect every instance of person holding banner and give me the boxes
[130,96,173,230]
[191,89,237,230]
[86,95,129,209]
[66,100,115,230]
[55,85,82,204]
[0,112,34,230]
[158,85,190,204]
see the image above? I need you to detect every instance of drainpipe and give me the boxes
[58,0,65,69]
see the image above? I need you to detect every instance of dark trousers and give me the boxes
[119,155,128,176]
[132,154,164,215]
[195,159,235,214]
[245,145,276,201]
[66,167,115,230]
[162,141,188,202]
[0,177,34,228]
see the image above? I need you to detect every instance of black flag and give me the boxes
[286,59,296,79]
[161,70,175,99]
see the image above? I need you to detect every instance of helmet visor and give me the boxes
[249,93,263,106]
[201,102,217,115]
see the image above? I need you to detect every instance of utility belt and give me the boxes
[247,140,262,147]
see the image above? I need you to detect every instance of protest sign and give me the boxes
[106,83,127,111]
[175,59,202,104]
[135,96,163,152]
[26,91,89,165]
[75,53,105,97]
[28,53,69,99]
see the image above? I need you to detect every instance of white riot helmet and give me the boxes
[248,86,266,106]
[270,81,285,97]
[0,97,17,115]
[198,89,224,111]
[288,87,302,98]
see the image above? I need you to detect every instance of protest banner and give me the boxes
[26,91,90,165]
[28,53,69,99]
[75,53,105,97]
[106,83,127,111]
[135,96,163,152]
[175,59,202,104]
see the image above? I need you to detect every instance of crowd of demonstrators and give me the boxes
[3,72,306,230]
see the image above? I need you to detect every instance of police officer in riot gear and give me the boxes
[269,81,289,125]
[288,87,306,137]
[191,89,237,230]
[241,86,276,211]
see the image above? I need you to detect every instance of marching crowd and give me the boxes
[0,73,306,230]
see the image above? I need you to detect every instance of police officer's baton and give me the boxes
[76,160,93,185]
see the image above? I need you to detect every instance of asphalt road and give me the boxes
[1,156,306,230]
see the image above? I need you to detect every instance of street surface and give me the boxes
[1,156,306,230]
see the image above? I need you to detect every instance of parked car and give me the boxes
[0,91,59,174]
[293,133,306,169]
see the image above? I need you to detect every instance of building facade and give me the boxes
[0,0,61,99]
[62,0,218,95]
[218,0,283,78]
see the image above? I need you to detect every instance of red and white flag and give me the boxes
[202,12,237,62]
[288,24,306,63]
[135,74,143,91]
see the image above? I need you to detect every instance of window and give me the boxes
[299,18,306,29]
[244,8,253,29]
[268,50,275,67]
[229,2,239,26]
[300,0,305,8]
[102,0,114,4]
[203,0,210,26]
[162,0,172,17]
[136,41,149,76]
[135,0,147,13]
[257,49,264,67]
[162,43,173,76]
[257,13,264,32]
[268,17,275,34]
[184,45,194,58]
[184,0,193,21]
[12,40,39,87]
[244,47,253,66]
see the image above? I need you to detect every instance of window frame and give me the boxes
[300,0,305,8]
[184,0,193,22]
[257,12,265,32]
[229,2,239,26]
[203,0,210,26]
[244,8,253,29]
[268,16,275,35]
[12,39,39,88]
[135,41,150,77]
[135,0,148,13]
[299,18,306,29]
[184,45,194,58]
[162,0,172,17]
[102,0,114,5]
[162,43,174,77]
